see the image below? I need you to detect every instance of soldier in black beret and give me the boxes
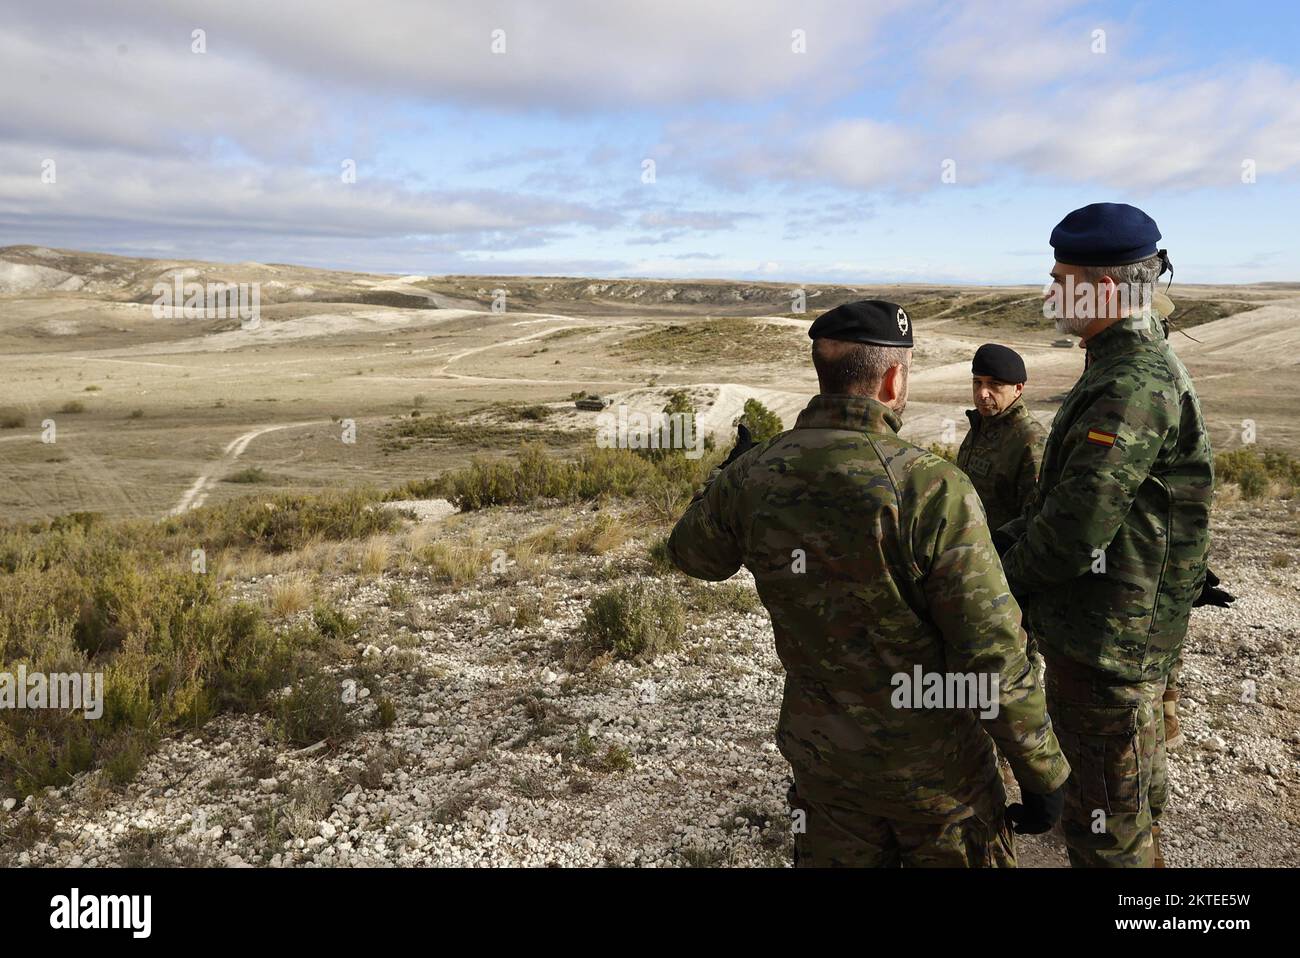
[717,300,915,469]
[957,344,1045,535]
[807,298,914,348]
[669,296,1068,867]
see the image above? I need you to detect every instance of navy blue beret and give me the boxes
[808,299,912,347]
[972,343,1027,383]
[1050,202,1162,267]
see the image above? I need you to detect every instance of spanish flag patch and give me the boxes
[1086,428,1118,448]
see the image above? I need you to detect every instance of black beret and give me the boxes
[972,343,1027,383]
[808,299,912,347]
[1050,202,1162,267]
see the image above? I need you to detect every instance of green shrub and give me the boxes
[312,603,358,640]
[274,668,354,746]
[0,498,378,793]
[56,400,86,414]
[166,487,397,553]
[438,441,722,512]
[580,579,686,661]
[739,398,783,443]
[1216,447,1298,500]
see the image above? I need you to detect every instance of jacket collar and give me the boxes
[1084,312,1165,362]
[795,393,902,435]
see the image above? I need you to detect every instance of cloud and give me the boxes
[0,146,616,249]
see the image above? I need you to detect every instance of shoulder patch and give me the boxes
[1085,428,1118,448]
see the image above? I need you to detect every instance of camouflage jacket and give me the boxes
[956,398,1046,533]
[667,394,1069,823]
[999,316,1212,682]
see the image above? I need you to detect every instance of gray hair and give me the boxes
[1079,253,1162,288]
[811,339,910,395]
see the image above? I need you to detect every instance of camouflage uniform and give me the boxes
[668,393,1070,867]
[999,315,1211,867]
[956,398,1046,535]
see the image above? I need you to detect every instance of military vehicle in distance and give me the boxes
[574,395,614,411]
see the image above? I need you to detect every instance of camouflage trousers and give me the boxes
[786,783,1016,868]
[1044,654,1168,868]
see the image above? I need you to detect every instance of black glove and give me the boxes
[1006,784,1065,835]
[719,422,754,469]
[1193,568,1235,608]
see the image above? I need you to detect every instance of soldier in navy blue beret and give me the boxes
[1045,202,1172,339]
[1050,202,1162,267]
[1001,201,1220,868]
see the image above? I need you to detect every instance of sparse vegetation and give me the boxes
[437,441,722,512]
[618,318,805,365]
[274,667,354,746]
[579,578,686,662]
[1216,447,1299,500]
[56,400,86,414]
[224,466,274,484]
[419,539,491,585]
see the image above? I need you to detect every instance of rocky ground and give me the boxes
[2,494,1297,868]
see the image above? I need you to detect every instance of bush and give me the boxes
[223,467,273,484]
[0,485,399,793]
[514,405,553,421]
[662,390,695,417]
[739,398,783,443]
[1216,447,1298,500]
[0,518,300,793]
[167,487,397,553]
[274,667,354,746]
[580,579,685,661]
[437,441,721,512]
[56,400,86,414]
[927,442,958,463]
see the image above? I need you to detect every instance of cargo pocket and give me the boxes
[1053,702,1141,815]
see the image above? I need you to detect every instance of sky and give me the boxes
[2,0,1298,284]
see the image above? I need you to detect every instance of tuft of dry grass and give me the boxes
[269,575,313,618]
[562,512,629,555]
[418,538,492,585]
[356,536,391,577]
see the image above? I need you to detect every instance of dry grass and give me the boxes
[269,575,314,617]
[356,536,391,577]
[418,538,492,585]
